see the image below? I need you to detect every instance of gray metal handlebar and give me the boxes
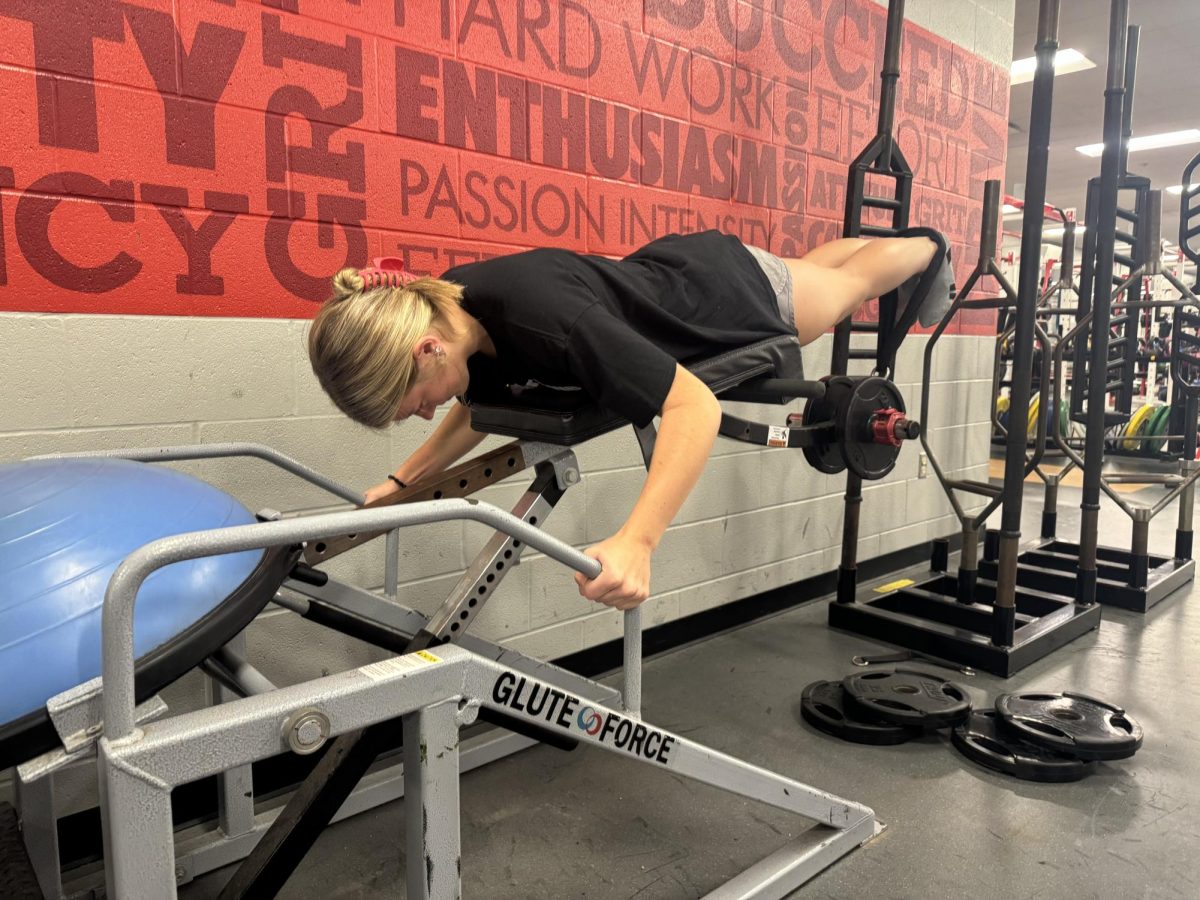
[101,498,602,740]
[30,442,364,505]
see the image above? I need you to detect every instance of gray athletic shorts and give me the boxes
[742,242,795,329]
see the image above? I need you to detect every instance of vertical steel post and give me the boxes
[956,180,1001,602]
[1178,458,1198,560]
[1044,214,1075,558]
[835,479,863,603]
[831,0,905,377]
[1044,220,1076,554]
[875,0,904,166]
[13,771,62,899]
[623,608,642,717]
[993,0,1061,645]
[1077,0,1130,607]
[979,180,1001,261]
[1041,481,1059,539]
[1130,511,1150,589]
[1118,25,1139,180]
[209,635,256,842]
[832,0,905,603]
[957,524,979,601]
[403,701,462,900]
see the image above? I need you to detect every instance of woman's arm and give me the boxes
[574,364,722,608]
[363,401,487,503]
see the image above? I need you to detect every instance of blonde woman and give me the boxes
[308,230,951,611]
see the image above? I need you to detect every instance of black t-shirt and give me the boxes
[441,231,795,427]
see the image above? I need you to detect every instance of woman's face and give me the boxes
[393,345,468,422]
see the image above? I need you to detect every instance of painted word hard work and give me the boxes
[0,0,1007,328]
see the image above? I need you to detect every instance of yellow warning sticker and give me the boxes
[360,650,440,681]
[874,578,915,593]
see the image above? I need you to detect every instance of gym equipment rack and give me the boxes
[983,15,1200,614]
[829,0,1101,676]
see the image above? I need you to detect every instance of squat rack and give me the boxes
[828,0,1107,676]
[986,8,1200,614]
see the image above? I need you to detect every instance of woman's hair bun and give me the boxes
[331,267,365,300]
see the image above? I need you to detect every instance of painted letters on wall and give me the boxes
[0,0,1007,331]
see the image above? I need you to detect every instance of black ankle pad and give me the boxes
[876,227,950,378]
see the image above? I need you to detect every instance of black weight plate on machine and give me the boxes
[841,376,907,480]
[951,710,1095,783]
[842,667,971,729]
[800,680,920,746]
[995,692,1144,761]
[802,375,852,475]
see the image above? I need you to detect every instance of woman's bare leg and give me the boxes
[799,237,870,268]
[783,237,936,345]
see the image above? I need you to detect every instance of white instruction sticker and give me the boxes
[767,425,790,448]
[360,649,441,681]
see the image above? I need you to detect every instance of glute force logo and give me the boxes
[491,671,676,764]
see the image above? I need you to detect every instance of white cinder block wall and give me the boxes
[0,323,993,684]
[0,0,1013,810]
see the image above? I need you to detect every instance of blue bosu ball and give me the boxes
[0,457,264,725]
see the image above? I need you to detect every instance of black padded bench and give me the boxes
[465,335,823,446]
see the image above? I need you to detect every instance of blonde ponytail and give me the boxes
[308,269,465,428]
[331,267,366,299]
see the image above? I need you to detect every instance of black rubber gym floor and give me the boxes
[184,477,1200,898]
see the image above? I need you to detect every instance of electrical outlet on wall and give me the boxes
[918,453,929,478]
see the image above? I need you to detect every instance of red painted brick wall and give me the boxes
[0,0,1007,333]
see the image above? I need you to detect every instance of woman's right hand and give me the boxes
[362,479,404,506]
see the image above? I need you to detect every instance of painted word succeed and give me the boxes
[490,671,676,764]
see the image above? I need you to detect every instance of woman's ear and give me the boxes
[412,335,440,363]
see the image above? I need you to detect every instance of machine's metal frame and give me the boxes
[39,490,877,899]
[14,441,623,898]
[12,441,880,897]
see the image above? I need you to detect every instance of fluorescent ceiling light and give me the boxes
[1044,226,1086,238]
[1010,48,1095,85]
[1076,129,1200,158]
[1166,184,1200,195]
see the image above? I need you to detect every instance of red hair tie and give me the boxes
[358,257,421,289]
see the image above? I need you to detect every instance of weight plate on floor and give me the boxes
[1129,413,1150,451]
[952,710,1095,783]
[1145,405,1171,455]
[995,692,1144,761]
[1141,406,1161,455]
[841,667,972,730]
[1122,404,1155,450]
[1135,407,1156,448]
[800,680,920,746]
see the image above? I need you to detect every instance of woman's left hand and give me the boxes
[574,533,653,610]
